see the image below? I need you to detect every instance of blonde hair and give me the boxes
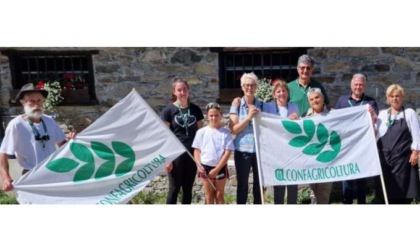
[272,79,289,103]
[386,84,405,104]
[272,79,289,95]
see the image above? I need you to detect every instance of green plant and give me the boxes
[224,194,236,204]
[264,193,274,204]
[36,81,64,113]
[0,191,18,204]
[255,78,273,102]
[297,187,311,204]
[130,190,167,204]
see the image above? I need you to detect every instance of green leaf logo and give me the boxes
[284,120,316,147]
[283,120,341,163]
[46,141,136,182]
[316,131,341,163]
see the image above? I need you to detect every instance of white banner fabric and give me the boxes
[13,89,186,204]
[255,105,382,186]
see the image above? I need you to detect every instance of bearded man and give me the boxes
[0,83,71,191]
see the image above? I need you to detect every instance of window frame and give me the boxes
[216,47,311,88]
[2,49,99,105]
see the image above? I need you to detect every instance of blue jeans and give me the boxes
[342,178,367,204]
[234,150,261,204]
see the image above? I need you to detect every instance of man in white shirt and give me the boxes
[0,83,73,191]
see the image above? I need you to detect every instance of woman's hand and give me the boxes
[208,169,218,179]
[409,150,419,167]
[288,113,300,120]
[197,165,205,174]
[164,163,173,172]
[246,105,259,120]
[232,97,241,107]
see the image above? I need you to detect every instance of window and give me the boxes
[215,48,311,102]
[2,50,98,105]
[219,48,311,88]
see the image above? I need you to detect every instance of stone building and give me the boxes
[1,47,419,202]
[1,47,419,131]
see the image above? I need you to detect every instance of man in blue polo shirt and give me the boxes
[288,54,330,116]
[336,73,379,204]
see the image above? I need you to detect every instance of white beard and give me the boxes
[24,105,44,119]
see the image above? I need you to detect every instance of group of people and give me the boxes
[1,54,419,205]
[158,54,420,205]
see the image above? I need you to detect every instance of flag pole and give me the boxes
[367,105,388,205]
[252,116,265,204]
[185,150,217,191]
[379,174,389,204]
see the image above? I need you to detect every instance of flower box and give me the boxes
[61,88,91,104]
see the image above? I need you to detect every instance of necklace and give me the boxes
[386,108,401,127]
[176,102,190,136]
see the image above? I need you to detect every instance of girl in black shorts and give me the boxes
[192,102,234,204]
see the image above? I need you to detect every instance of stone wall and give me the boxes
[0,47,220,132]
[2,47,420,129]
[309,47,420,111]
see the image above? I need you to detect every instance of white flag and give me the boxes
[13,89,186,204]
[255,105,382,186]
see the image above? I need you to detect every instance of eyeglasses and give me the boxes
[299,66,312,71]
[243,84,256,89]
[206,102,221,111]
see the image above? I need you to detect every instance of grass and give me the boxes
[127,187,420,205]
[3,184,419,205]
[130,190,167,204]
[297,187,311,204]
[0,191,18,204]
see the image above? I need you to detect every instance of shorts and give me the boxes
[198,164,229,180]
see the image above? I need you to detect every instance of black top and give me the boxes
[160,102,204,148]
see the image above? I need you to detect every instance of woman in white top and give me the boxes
[376,84,420,204]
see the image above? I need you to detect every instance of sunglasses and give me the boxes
[206,102,221,111]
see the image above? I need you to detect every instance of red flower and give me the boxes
[36,80,45,89]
